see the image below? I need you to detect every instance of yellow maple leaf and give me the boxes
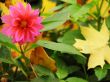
[73,21,110,69]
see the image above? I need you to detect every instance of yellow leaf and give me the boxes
[41,0,56,13]
[100,0,109,18]
[87,0,110,18]
[88,46,110,69]
[30,47,57,72]
[80,25,108,50]
[11,0,26,6]
[74,21,110,69]
[88,47,105,69]
[0,2,9,15]
[74,39,90,54]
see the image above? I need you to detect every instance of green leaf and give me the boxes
[68,66,80,74]
[0,46,13,64]
[15,81,30,82]
[0,33,20,53]
[61,0,77,4]
[55,55,80,79]
[59,0,95,21]
[34,65,54,77]
[37,40,85,58]
[60,80,66,82]
[49,4,65,12]
[70,2,95,21]
[0,44,1,48]
[37,40,86,65]
[24,43,38,53]
[0,33,12,43]
[104,64,110,69]
[32,65,59,82]
[31,77,44,82]
[31,77,59,82]
[41,11,69,32]
[3,42,20,53]
[58,30,84,45]
[106,16,110,30]
[66,77,88,82]
[94,67,107,81]
[56,58,69,79]
[61,4,80,17]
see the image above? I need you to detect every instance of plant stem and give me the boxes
[97,15,101,30]
[13,67,18,79]
[12,66,18,82]
[97,0,104,30]
[30,63,37,77]
[88,13,97,21]
[82,65,88,80]
[19,45,25,56]
[19,44,37,78]
[99,0,104,11]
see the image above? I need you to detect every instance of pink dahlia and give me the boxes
[1,3,43,44]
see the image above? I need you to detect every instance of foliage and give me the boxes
[0,0,110,82]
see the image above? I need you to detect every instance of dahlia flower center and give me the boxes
[20,21,27,28]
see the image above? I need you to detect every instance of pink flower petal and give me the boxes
[15,29,24,41]
[1,15,12,24]
[2,25,12,36]
[1,3,43,44]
